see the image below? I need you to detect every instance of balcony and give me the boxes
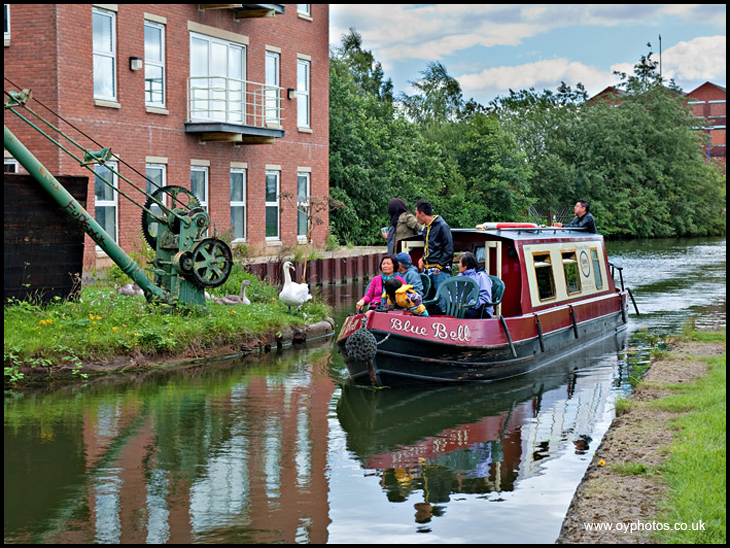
[199,5,286,19]
[185,76,285,143]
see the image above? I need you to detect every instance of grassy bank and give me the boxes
[652,329,726,543]
[4,272,330,384]
[557,327,725,544]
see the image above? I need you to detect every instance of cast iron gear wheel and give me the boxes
[345,328,378,362]
[187,237,233,288]
[141,185,201,249]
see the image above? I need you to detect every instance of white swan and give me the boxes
[279,261,312,313]
[214,280,251,305]
[116,283,144,296]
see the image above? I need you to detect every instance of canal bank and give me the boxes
[5,246,387,385]
[556,330,726,544]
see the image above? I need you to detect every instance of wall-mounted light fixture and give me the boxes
[287,88,297,100]
[129,57,144,71]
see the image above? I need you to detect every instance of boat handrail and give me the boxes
[473,226,588,235]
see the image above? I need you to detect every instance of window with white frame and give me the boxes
[144,20,165,107]
[5,158,19,173]
[297,172,310,239]
[265,50,280,125]
[297,58,310,128]
[297,4,311,17]
[145,164,166,239]
[145,164,166,195]
[94,161,119,243]
[265,170,280,239]
[190,32,245,123]
[230,169,246,241]
[92,7,117,101]
[4,4,10,42]
[190,166,208,211]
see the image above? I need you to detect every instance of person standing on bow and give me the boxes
[381,198,421,255]
[415,200,453,293]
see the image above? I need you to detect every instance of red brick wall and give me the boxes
[686,82,726,164]
[5,4,329,268]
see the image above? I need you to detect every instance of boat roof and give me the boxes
[401,226,603,244]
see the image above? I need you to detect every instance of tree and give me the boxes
[491,53,725,237]
[329,31,454,244]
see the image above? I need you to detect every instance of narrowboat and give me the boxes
[337,225,631,387]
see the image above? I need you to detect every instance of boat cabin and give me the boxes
[399,226,616,318]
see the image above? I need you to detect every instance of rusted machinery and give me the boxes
[4,88,232,306]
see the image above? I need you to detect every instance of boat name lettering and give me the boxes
[432,322,471,342]
[340,315,365,339]
[389,318,471,342]
[389,318,428,336]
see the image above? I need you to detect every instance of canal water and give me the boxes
[4,237,725,544]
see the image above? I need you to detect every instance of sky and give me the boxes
[329,4,726,105]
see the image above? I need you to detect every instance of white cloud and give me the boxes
[331,5,544,62]
[329,5,727,102]
[457,59,617,100]
[661,35,726,81]
[330,4,721,63]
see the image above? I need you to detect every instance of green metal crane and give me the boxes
[4,88,232,306]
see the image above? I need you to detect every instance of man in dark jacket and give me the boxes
[415,200,453,292]
[555,199,597,233]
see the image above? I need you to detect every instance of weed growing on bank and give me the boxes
[4,275,329,383]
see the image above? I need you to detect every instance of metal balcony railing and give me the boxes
[187,76,283,128]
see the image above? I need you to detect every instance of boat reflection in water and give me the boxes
[336,330,628,527]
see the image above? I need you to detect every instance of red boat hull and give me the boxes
[337,291,628,386]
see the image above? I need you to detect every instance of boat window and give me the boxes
[590,248,603,289]
[533,252,555,301]
[475,246,485,264]
[562,251,581,294]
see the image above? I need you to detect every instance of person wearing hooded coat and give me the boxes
[382,198,421,255]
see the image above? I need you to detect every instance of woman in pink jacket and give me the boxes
[355,255,406,313]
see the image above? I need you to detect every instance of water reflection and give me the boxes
[333,333,626,537]
[4,344,336,544]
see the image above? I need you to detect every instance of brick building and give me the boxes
[685,81,726,165]
[4,4,330,269]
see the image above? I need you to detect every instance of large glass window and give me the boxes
[230,169,246,241]
[190,33,245,123]
[94,161,118,243]
[92,7,116,101]
[144,21,165,107]
[297,59,310,128]
[265,171,280,239]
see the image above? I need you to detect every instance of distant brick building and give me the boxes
[588,81,726,166]
[685,81,726,165]
[4,4,330,269]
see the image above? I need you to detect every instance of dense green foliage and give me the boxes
[329,31,726,241]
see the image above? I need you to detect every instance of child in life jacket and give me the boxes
[382,278,429,316]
